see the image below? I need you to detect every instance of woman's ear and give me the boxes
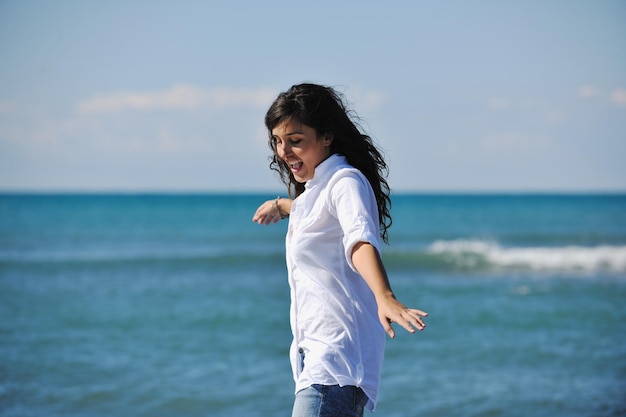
[324,133,334,146]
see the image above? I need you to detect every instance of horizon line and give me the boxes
[1,189,625,196]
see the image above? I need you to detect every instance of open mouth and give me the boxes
[288,161,303,172]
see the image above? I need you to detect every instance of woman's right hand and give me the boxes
[252,198,291,225]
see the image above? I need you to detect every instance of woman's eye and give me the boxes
[290,139,302,145]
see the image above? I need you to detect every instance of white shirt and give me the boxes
[286,154,386,412]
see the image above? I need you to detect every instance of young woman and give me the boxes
[252,83,427,417]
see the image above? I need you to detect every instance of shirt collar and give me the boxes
[305,153,348,190]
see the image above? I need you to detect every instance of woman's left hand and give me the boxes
[376,293,428,338]
[351,242,428,338]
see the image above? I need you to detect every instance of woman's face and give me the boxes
[272,119,332,183]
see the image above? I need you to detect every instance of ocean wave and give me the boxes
[424,239,626,272]
[3,239,626,274]
[0,247,286,268]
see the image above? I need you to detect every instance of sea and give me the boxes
[1,193,625,417]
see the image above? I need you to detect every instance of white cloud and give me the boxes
[610,88,626,106]
[578,85,626,107]
[578,85,598,98]
[481,131,549,153]
[76,85,277,113]
[487,98,511,110]
[0,101,17,113]
[354,89,387,109]
[340,86,388,112]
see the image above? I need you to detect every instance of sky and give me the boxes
[1,0,625,193]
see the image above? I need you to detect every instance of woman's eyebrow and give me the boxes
[273,130,304,138]
[285,130,304,136]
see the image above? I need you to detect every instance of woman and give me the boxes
[252,83,427,417]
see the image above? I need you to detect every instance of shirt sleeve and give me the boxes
[329,170,382,273]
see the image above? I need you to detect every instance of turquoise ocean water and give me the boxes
[1,193,625,416]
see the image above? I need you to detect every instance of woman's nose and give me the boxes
[278,142,291,157]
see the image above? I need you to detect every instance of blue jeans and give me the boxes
[291,384,368,417]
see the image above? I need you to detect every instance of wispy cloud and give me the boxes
[481,131,549,153]
[351,88,387,109]
[76,85,277,113]
[0,101,16,113]
[577,85,598,99]
[487,98,511,110]
[610,88,626,107]
[578,85,626,107]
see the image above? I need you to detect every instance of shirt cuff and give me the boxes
[344,222,381,273]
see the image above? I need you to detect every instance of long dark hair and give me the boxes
[265,83,392,243]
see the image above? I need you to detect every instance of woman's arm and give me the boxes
[252,197,292,225]
[351,242,428,338]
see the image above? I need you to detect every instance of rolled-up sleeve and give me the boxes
[330,172,381,273]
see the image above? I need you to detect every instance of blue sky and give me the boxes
[1,0,625,192]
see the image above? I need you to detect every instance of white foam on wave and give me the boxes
[427,239,626,272]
